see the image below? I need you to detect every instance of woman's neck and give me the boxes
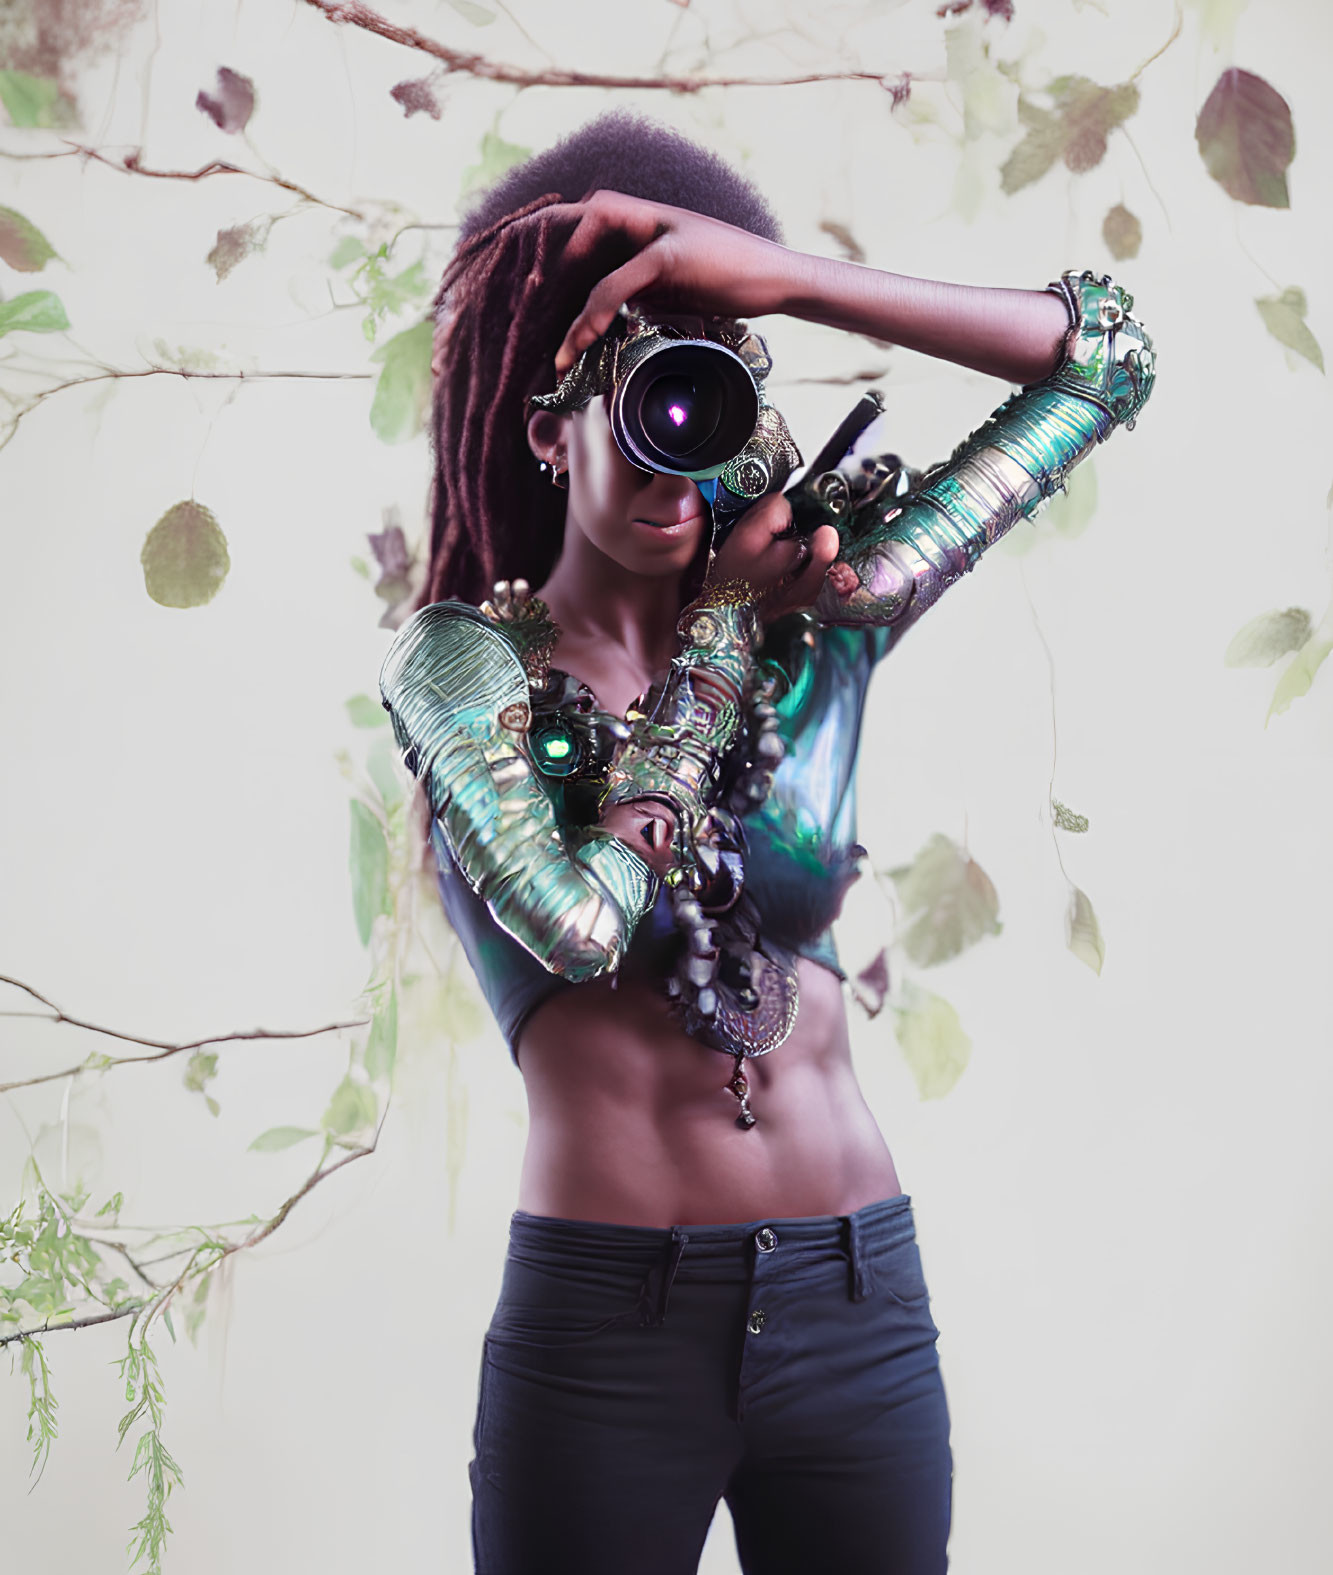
[538,531,686,675]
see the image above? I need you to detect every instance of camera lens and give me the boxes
[638,374,724,460]
[611,340,758,480]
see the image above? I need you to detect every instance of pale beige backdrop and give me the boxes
[2,1,1331,1571]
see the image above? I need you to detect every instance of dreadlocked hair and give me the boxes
[419,111,783,611]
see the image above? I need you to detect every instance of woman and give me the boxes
[381,113,1153,1574]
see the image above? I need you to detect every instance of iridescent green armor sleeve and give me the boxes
[811,270,1156,634]
[379,602,655,981]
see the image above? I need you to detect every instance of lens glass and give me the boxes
[638,374,723,461]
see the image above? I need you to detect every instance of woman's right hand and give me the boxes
[709,492,840,620]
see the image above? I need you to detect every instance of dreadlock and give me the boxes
[420,111,783,610]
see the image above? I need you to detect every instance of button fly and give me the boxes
[755,1227,778,1253]
[747,1308,766,1335]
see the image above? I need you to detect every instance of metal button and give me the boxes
[747,1309,766,1335]
[755,1227,778,1253]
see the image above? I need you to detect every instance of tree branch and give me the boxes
[0,141,367,220]
[0,366,374,456]
[0,1132,382,1349]
[0,974,368,1093]
[301,0,907,93]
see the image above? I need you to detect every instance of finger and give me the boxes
[559,190,667,263]
[555,248,668,372]
[763,526,839,617]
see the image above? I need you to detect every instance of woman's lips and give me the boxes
[632,509,705,534]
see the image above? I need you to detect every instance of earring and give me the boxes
[539,454,568,490]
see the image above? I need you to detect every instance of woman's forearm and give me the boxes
[775,254,1072,387]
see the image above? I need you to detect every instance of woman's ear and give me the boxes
[526,407,570,468]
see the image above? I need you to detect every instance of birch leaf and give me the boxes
[0,289,69,337]
[894,987,972,1100]
[1067,885,1105,974]
[0,207,57,272]
[365,990,398,1083]
[1224,607,1312,667]
[1196,68,1293,208]
[249,1126,320,1153]
[345,694,389,728]
[1267,622,1333,722]
[140,501,230,608]
[1255,288,1324,372]
[322,1075,377,1137]
[1052,800,1089,833]
[349,800,389,945]
[0,70,73,129]
[369,320,432,444]
[888,833,1002,967]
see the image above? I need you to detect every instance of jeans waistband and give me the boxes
[509,1193,914,1303]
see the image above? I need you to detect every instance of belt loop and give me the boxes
[656,1228,689,1324]
[845,1213,875,1303]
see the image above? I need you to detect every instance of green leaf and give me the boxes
[140,500,231,609]
[893,986,972,1100]
[0,206,58,272]
[448,0,497,22]
[1102,203,1142,261]
[1000,101,1065,193]
[1043,459,1098,537]
[0,288,69,337]
[322,1074,377,1137]
[1052,799,1089,833]
[345,693,389,728]
[204,1095,220,1118]
[350,554,371,579]
[1267,620,1333,722]
[96,1192,124,1219]
[1255,288,1324,372]
[329,235,367,270]
[1224,606,1312,667]
[182,1050,218,1094]
[369,319,433,444]
[887,833,1002,967]
[0,70,73,129]
[460,126,533,202]
[349,799,390,945]
[162,1309,176,1344]
[1067,884,1105,974]
[366,736,405,810]
[365,988,398,1083]
[1196,68,1293,208]
[1001,79,1138,193]
[248,1126,320,1153]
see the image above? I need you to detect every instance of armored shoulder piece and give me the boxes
[812,269,1155,635]
[379,601,655,982]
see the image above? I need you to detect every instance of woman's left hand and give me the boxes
[549,192,799,374]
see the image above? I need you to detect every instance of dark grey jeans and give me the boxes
[470,1193,952,1574]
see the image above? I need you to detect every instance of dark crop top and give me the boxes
[432,621,891,1062]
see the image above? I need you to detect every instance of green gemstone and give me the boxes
[543,736,572,760]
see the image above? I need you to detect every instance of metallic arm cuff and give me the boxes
[602,594,758,826]
[813,268,1155,635]
[380,602,655,982]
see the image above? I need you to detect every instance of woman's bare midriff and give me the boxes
[514,958,901,1227]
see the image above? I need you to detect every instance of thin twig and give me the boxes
[302,0,906,93]
[0,1134,382,1348]
[0,974,367,1094]
[0,366,374,456]
[0,141,366,220]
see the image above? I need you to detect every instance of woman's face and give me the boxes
[531,397,709,579]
